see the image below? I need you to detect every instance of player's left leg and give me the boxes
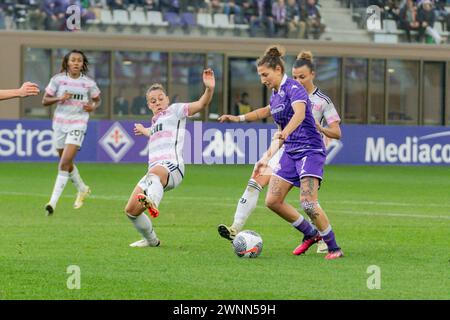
[135,165,170,218]
[125,185,160,247]
[45,144,79,215]
[218,173,270,241]
[299,176,343,260]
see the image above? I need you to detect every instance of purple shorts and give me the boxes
[272,151,325,187]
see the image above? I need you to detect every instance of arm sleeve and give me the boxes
[45,75,58,96]
[173,103,189,119]
[289,85,308,108]
[89,81,101,99]
[323,100,341,125]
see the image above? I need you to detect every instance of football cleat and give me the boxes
[45,203,54,216]
[136,193,159,218]
[316,239,328,253]
[74,186,91,209]
[218,224,237,241]
[292,233,322,255]
[325,249,344,260]
[129,238,160,248]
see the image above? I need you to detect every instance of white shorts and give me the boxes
[268,147,284,171]
[138,161,184,192]
[53,129,86,150]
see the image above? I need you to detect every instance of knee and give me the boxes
[59,160,72,172]
[265,197,281,211]
[124,205,137,217]
[300,198,320,219]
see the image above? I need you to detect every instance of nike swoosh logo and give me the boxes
[239,247,259,254]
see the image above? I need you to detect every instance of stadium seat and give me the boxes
[129,10,150,26]
[113,9,131,25]
[213,14,234,29]
[181,12,196,28]
[147,11,169,27]
[197,13,214,28]
[164,12,182,26]
[99,9,114,25]
[372,19,402,43]
[434,22,449,37]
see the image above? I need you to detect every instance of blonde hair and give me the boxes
[145,83,167,103]
[293,50,315,71]
[296,51,314,63]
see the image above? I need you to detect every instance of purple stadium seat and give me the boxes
[181,12,196,27]
[164,12,181,26]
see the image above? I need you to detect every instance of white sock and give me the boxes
[69,166,87,192]
[127,213,158,243]
[49,171,69,207]
[144,174,164,208]
[231,179,262,232]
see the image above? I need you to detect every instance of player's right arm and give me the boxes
[218,105,271,123]
[0,82,40,101]
[42,91,72,106]
[133,123,151,137]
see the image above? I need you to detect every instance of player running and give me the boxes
[125,69,215,248]
[218,50,342,254]
[42,50,101,215]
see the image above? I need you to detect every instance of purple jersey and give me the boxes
[269,75,324,156]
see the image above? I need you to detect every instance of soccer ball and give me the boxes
[232,230,263,258]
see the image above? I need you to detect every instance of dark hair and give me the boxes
[60,50,89,74]
[293,51,315,72]
[256,45,286,74]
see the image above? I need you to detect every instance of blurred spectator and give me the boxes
[193,0,209,13]
[0,7,5,29]
[108,0,128,10]
[160,0,180,13]
[142,0,160,11]
[434,0,450,32]
[208,0,224,14]
[131,85,150,115]
[114,90,129,116]
[304,0,325,39]
[417,0,442,43]
[286,0,306,38]
[89,0,108,8]
[238,0,255,24]
[224,0,245,24]
[272,0,288,37]
[234,92,252,115]
[42,0,66,31]
[249,0,275,37]
[382,0,400,21]
[398,0,420,42]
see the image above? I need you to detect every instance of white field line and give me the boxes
[1,191,449,220]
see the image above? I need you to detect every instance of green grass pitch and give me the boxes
[0,163,449,300]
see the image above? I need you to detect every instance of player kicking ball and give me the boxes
[218,50,342,255]
[125,69,215,248]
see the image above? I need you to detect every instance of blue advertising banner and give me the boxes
[0,119,449,165]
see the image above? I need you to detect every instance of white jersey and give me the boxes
[45,73,101,132]
[147,103,189,168]
[269,87,340,169]
[310,87,341,127]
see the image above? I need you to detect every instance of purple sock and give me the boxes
[320,228,340,251]
[292,217,317,238]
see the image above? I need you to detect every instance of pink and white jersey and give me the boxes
[147,103,189,168]
[310,87,341,127]
[45,73,101,132]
